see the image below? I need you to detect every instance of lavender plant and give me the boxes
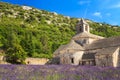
[0,65,120,80]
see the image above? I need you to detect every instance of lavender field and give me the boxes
[0,65,120,80]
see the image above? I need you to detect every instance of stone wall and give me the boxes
[0,56,10,64]
[112,48,119,67]
[118,56,120,67]
[95,55,113,67]
[25,58,49,65]
[59,51,84,65]
[72,51,84,65]
[0,56,49,65]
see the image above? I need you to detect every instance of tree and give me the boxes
[3,27,26,64]
[6,44,26,64]
[20,31,35,57]
[40,35,50,54]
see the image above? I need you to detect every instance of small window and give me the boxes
[79,26,82,32]
[83,39,86,43]
[71,58,74,64]
[85,26,88,31]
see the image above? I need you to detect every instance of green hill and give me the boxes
[0,2,120,63]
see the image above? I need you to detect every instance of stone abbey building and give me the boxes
[53,19,120,67]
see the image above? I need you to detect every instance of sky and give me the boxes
[1,0,120,25]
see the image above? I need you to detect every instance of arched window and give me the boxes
[83,39,86,43]
[71,58,74,64]
[85,25,88,31]
[79,26,82,32]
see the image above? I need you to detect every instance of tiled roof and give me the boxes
[85,36,120,50]
[65,40,84,50]
[72,32,104,40]
[95,47,119,56]
[54,40,84,55]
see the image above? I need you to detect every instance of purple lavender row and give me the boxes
[0,65,120,80]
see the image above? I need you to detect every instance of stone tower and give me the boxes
[76,18,90,34]
[73,18,104,46]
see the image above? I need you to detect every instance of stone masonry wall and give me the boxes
[25,58,49,65]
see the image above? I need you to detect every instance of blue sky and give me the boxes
[1,0,120,25]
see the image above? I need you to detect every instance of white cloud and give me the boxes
[110,2,120,8]
[96,0,120,9]
[93,12,102,18]
[78,1,90,5]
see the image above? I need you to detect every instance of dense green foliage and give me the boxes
[0,2,120,63]
[89,22,120,37]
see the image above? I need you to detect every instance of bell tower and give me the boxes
[76,18,90,34]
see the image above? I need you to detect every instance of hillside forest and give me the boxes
[0,2,120,64]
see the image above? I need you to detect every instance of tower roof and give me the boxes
[80,18,87,24]
[77,18,88,25]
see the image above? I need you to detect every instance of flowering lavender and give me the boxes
[0,64,120,80]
